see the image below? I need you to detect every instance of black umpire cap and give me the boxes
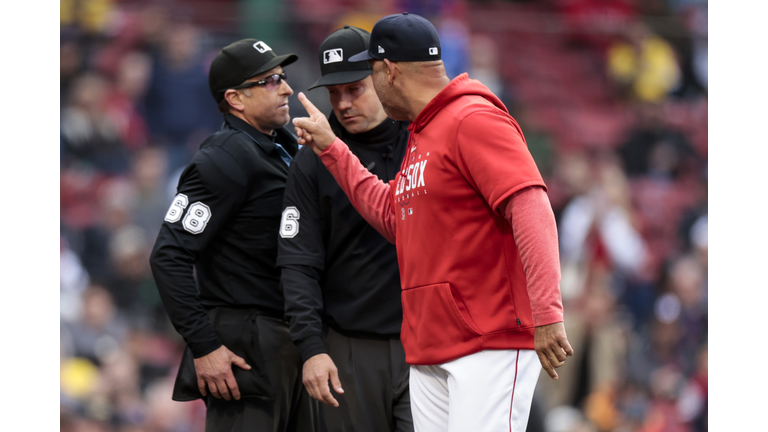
[308,26,373,90]
[348,12,441,63]
[208,39,298,103]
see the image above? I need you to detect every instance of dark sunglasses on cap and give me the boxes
[225,72,287,92]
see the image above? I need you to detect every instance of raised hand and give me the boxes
[292,92,338,154]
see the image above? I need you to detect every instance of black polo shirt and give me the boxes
[150,113,298,358]
[277,113,409,362]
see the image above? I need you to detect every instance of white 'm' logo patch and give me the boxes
[253,41,271,53]
[429,47,438,55]
[323,48,343,64]
[378,45,385,54]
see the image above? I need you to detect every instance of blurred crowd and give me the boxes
[60,0,707,431]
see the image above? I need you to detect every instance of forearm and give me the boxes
[281,265,327,362]
[319,138,397,243]
[505,186,564,326]
[150,243,222,357]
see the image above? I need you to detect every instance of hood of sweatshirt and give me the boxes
[409,73,509,133]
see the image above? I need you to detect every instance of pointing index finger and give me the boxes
[298,92,321,116]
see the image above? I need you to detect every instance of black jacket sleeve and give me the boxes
[149,144,248,358]
[276,149,328,362]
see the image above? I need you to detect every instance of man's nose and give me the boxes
[281,80,294,96]
[338,94,353,110]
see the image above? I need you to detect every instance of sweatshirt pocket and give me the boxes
[400,282,483,363]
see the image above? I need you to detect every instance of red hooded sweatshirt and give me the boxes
[320,74,563,365]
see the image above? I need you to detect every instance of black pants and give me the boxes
[319,327,413,432]
[205,315,319,432]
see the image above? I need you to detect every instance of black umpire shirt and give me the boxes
[150,113,298,358]
[277,112,409,362]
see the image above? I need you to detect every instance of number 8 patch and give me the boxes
[183,202,212,234]
[164,194,212,235]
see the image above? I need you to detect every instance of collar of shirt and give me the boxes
[224,113,298,157]
[329,111,402,152]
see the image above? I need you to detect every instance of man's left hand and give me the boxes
[534,322,574,380]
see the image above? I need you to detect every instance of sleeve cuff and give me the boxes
[318,137,345,164]
[189,337,223,359]
[532,311,564,328]
[296,335,327,363]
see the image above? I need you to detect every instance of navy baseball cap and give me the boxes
[308,26,373,90]
[208,39,298,103]
[348,13,441,63]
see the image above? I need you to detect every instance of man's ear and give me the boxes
[383,59,398,85]
[224,89,245,112]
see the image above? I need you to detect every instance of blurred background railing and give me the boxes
[59,1,708,431]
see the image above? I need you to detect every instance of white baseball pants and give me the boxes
[409,349,540,432]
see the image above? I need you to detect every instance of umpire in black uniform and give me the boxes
[150,39,317,432]
[277,26,412,432]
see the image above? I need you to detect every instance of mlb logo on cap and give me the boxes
[324,48,343,64]
[429,47,438,55]
[308,26,374,90]
[253,41,271,53]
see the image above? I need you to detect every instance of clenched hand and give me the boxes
[194,345,251,400]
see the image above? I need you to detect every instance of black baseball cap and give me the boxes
[208,38,298,103]
[348,13,441,63]
[308,26,373,90]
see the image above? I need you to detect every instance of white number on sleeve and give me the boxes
[280,206,300,238]
[164,194,189,223]
[183,202,212,234]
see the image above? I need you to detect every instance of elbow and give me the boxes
[148,244,161,271]
[148,242,172,276]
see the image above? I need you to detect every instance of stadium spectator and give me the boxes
[61,72,131,174]
[106,225,159,328]
[558,0,638,51]
[558,151,648,286]
[104,51,153,152]
[144,22,220,171]
[60,284,129,366]
[60,37,84,105]
[437,4,471,79]
[129,146,172,240]
[618,102,698,179]
[61,236,90,322]
[606,23,682,104]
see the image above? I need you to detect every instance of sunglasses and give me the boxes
[227,73,287,92]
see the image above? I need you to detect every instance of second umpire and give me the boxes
[277,26,412,432]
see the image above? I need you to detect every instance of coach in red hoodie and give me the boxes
[293,13,573,432]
